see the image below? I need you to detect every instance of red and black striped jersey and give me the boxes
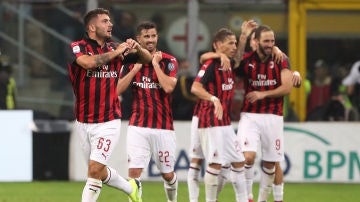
[120,52,177,130]
[192,101,201,117]
[194,59,235,128]
[235,51,290,116]
[67,34,137,123]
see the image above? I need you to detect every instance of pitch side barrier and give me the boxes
[1,112,358,183]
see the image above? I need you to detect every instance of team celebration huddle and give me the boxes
[69,7,301,202]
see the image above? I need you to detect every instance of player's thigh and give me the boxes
[199,127,225,165]
[237,113,261,152]
[89,119,121,165]
[75,120,91,160]
[260,114,284,162]
[189,116,204,159]
[127,126,151,168]
[151,129,176,173]
[222,125,245,164]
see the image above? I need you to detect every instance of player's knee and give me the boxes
[245,157,255,165]
[128,168,143,178]
[208,163,222,170]
[262,161,276,169]
[88,161,106,179]
[162,171,175,182]
[231,161,245,168]
[191,158,203,165]
[244,152,256,165]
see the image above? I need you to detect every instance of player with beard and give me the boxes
[244,25,301,202]
[187,20,299,202]
[68,8,152,202]
[234,25,293,202]
[117,21,178,202]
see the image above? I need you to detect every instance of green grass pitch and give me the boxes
[0,181,359,201]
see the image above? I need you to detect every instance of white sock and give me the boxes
[217,166,230,198]
[273,183,284,202]
[164,173,178,202]
[244,164,255,200]
[103,166,133,195]
[188,163,201,202]
[204,167,220,202]
[258,166,275,202]
[230,167,247,202]
[82,178,102,202]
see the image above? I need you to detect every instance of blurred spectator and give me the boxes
[307,63,358,121]
[342,60,360,116]
[0,0,19,59]
[112,10,137,42]
[46,0,85,40]
[306,59,332,120]
[172,58,197,120]
[329,64,358,120]
[0,54,16,109]
[26,5,48,77]
[283,96,300,122]
[45,0,86,89]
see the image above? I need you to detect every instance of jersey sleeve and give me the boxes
[281,55,291,70]
[195,60,215,84]
[164,58,178,78]
[70,41,85,64]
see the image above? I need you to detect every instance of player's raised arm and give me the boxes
[152,51,178,94]
[199,52,231,70]
[125,38,152,64]
[75,42,130,69]
[246,68,293,103]
[116,63,142,95]
[234,20,257,67]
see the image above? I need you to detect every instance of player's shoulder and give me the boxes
[70,39,87,55]
[71,39,87,48]
[200,59,217,72]
[243,51,256,60]
[161,52,178,64]
[204,58,219,66]
[161,52,176,59]
[203,58,220,65]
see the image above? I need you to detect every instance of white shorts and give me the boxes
[75,119,121,165]
[198,125,244,165]
[237,112,284,162]
[127,126,176,174]
[189,116,205,159]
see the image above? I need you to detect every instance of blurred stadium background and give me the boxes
[1,0,360,120]
[1,0,359,201]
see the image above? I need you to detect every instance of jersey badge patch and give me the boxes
[168,62,175,71]
[198,70,205,77]
[72,45,80,54]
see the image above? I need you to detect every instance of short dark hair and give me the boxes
[136,21,157,35]
[254,25,273,40]
[83,8,110,30]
